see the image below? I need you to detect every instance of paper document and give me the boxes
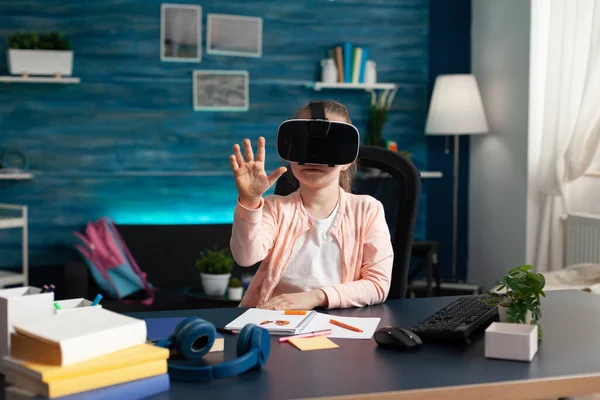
[303,313,381,339]
[225,309,317,335]
[225,309,381,339]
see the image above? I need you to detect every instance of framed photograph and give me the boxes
[206,14,262,57]
[161,3,201,62]
[193,70,249,111]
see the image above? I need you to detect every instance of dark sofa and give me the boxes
[64,223,259,313]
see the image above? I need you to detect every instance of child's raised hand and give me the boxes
[230,137,287,209]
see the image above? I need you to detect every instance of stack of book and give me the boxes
[330,42,369,84]
[2,307,170,400]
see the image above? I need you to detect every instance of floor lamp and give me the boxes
[425,74,489,284]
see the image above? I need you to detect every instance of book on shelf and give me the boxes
[330,43,369,84]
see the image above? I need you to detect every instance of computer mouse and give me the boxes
[374,326,422,350]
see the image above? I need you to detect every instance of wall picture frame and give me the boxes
[206,14,263,58]
[160,3,202,62]
[193,70,249,111]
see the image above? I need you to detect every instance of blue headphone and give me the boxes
[154,317,270,382]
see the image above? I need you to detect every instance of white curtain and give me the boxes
[534,0,600,272]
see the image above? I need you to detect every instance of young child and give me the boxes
[229,100,394,310]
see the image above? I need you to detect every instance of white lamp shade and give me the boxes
[425,74,489,135]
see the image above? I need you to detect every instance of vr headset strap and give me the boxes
[309,101,327,120]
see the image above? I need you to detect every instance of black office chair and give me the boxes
[274,145,421,299]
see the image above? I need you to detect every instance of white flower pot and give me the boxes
[8,49,73,76]
[227,287,243,301]
[200,273,231,297]
[498,304,532,324]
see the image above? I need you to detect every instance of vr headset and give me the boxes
[155,318,270,382]
[276,101,360,167]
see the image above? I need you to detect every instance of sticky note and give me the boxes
[288,335,339,351]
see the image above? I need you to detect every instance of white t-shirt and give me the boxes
[271,201,342,296]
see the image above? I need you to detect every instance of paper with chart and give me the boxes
[225,309,317,334]
[303,313,381,339]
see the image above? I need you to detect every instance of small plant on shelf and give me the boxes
[195,248,233,275]
[365,89,396,147]
[228,277,242,288]
[484,265,546,338]
[6,32,73,77]
[194,248,234,297]
[227,277,244,301]
[6,32,71,50]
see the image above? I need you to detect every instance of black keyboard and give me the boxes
[408,294,506,344]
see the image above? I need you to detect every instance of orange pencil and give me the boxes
[284,310,307,315]
[330,319,363,333]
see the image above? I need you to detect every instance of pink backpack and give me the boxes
[74,217,156,305]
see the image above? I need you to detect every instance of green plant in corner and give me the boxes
[194,248,233,275]
[229,277,242,288]
[6,32,70,50]
[365,88,398,147]
[485,265,546,338]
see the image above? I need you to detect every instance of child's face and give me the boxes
[290,162,350,190]
[289,112,351,190]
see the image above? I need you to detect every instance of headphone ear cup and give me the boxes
[237,324,270,368]
[172,318,216,360]
[236,324,255,357]
[211,324,270,380]
[155,317,199,349]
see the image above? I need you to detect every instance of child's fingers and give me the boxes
[229,155,239,171]
[233,144,245,166]
[268,166,287,187]
[256,136,266,162]
[243,138,254,162]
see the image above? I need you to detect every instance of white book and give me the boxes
[225,309,318,335]
[10,307,147,366]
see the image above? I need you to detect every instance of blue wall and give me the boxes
[426,0,472,281]
[0,0,431,269]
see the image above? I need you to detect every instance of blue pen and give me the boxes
[91,294,103,306]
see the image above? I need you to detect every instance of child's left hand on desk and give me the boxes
[258,290,327,310]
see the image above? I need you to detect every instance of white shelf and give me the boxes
[0,76,80,84]
[0,216,25,229]
[0,173,33,180]
[0,204,28,287]
[0,270,26,287]
[312,82,397,91]
[421,171,443,178]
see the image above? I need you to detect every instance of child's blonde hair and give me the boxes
[293,100,358,192]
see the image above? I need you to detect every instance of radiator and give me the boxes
[565,212,600,266]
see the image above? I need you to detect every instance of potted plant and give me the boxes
[227,278,244,301]
[364,88,398,147]
[194,248,233,297]
[484,265,546,338]
[6,32,73,77]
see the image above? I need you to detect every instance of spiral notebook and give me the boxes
[225,309,317,335]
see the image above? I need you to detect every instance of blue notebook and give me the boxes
[5,374,170,400]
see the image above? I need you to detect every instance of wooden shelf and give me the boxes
[0,76,80,84]
[312,82,397,91]
[0,172,33,180]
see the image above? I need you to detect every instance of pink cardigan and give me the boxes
[230,187,394,309]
